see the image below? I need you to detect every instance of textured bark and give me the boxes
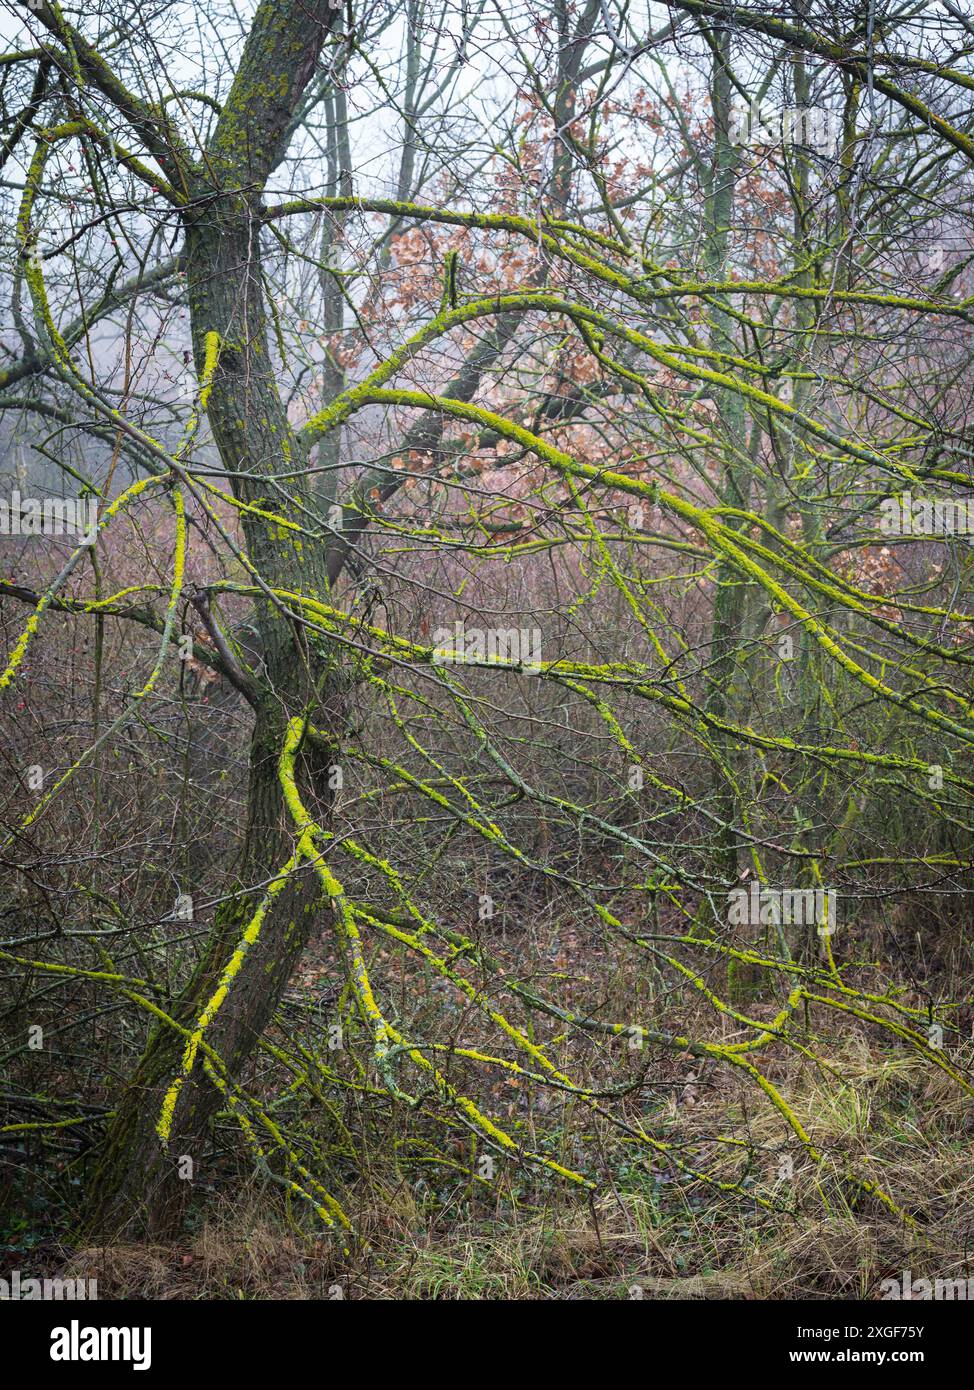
[80,0,342,1242]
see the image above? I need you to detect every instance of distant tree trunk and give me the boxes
[701,27,747,882]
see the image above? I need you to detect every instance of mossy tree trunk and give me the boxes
[80,0,343,1243]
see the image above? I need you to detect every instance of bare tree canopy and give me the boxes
[2,0,974,1309]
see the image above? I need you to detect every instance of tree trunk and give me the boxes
[80,0,342,1242]
[80,692,338,1241]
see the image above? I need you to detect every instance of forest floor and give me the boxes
[8,1033,970,1301]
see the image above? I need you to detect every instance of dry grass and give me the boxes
[54,1032,974,1300]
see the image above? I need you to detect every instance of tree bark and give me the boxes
[80,0,343,1243]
